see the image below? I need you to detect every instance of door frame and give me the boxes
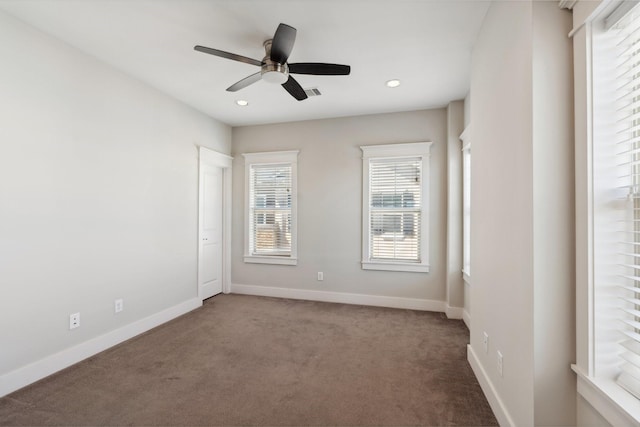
[198,146,233,299]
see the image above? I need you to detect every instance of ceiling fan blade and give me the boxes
[226,72,262,92]
[289,63,351,76]
[281,76,308,101]
[194,45,262,67]
[270,23,296,64]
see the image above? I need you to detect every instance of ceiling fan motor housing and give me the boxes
[261,39,289,84]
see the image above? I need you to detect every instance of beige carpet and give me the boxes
[0,294,498,426]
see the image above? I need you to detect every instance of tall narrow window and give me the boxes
[243,151,298,265]
[589,1,640,407]
[361,142,432,272]
[462,136,471,279]
[609,4,640,399]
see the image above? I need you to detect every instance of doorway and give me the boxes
[198,147,232,300]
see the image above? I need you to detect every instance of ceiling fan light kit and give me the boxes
[194,23,350,101]
[261,40,289,85]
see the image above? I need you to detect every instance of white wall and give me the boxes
[0,9,231,393]
[531,3,575,425]
[468,1,574,425]
[469,3,534,424]
[231,110,448,307]
[463,92,471,129]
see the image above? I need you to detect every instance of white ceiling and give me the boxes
[0,0,490,127]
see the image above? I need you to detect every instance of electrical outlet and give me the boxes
[497,351,504,377]
[317,272,324,281]
[69,313,80,330]
[114,298,124,314]
[483,332,489,354]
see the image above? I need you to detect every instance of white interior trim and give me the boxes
[199,146,233,168]
[569,0,618,38]
[231,283,447,313]
[573,365,640,426]
[198,146,233,296]
[361,261,429,272]
[460,124,471,146]
[0,298,201,398]
[242,150,299,265]
[603,0,640,30]
[463,277,471,329]
[360,142,432,273]
[462,309,471,329]
[468,344,515,427]
[445,305,463,320]
[558,0,578,10]
[243,256,297,265]
[360,142,433,159]
[223,160,232,293]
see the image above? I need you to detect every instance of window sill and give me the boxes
[244,256,297,266]
[573,365,640,426]
[361,261,429,273]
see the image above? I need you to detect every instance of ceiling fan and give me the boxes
[194,23,351,101]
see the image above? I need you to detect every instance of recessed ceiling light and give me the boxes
[236,99,249,106]
[386,79,401,88]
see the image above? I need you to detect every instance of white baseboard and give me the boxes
[0,298,202,398]
[467,344,514,427]
[231,283,446,312]
[445,305,464,320]
[462,309,471,329]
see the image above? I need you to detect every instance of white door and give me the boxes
[199,164,223,299]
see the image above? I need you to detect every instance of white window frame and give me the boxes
[574,1,640,424]
[243,150,298,266]
[461,126,471,282]
[360,142,432,273]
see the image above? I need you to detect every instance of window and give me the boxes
[461,129,471,279]
[578,1,640,422]
[607,4,640,400]
[243,151,298,265]
[360,142,432,272]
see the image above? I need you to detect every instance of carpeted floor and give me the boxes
[0,294,498,426]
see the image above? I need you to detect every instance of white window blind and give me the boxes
[611,4,640,400]
[368,157,422,262]
[249,163,292,256]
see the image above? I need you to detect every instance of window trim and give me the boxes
[360,142,432,273]
[461,125,471,281]
[575,0,640,424]
[242,150,299,266]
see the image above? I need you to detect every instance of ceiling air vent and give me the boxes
[304,87,322,97]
